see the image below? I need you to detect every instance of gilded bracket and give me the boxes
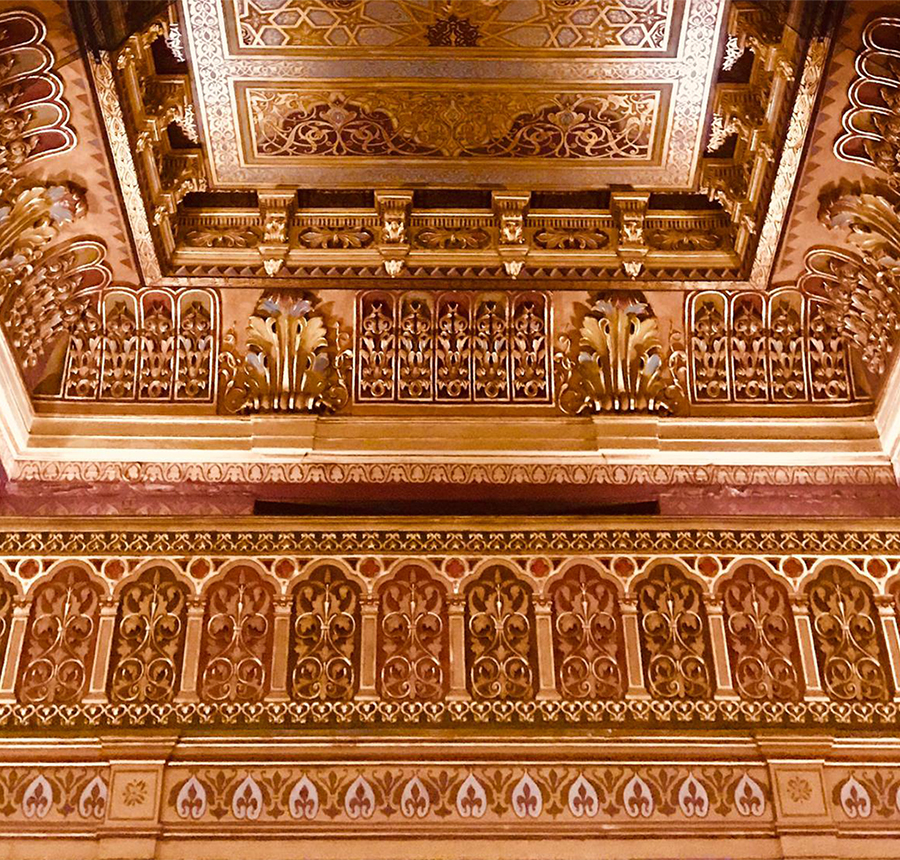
[376,190,413,277]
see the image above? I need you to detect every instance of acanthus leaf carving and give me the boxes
[555,293,682,415]
[219,291,349,414]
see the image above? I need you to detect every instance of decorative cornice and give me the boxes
[9,459,895,487]
[1,518,900,554]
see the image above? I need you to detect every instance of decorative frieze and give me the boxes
[0,525,898,726]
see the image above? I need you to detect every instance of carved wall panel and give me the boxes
[16,568,101,705]
[377,565,448,702]
[247,89,660,161]
[198,567,275,703]
[465,565,537,701]
[806,566,892,702]
[3,529,900,726]
[61,288,216,401]
[0,10,77,176]
[550,565,625,700]
[636,565,714,699]
[107,567,188,704]
[356,290,550,404]
[687,289,857,402]
[290,566,361,702]
[835,16,900,187]
[720,564,803,702]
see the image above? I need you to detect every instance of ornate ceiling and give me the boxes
[0,0,898,512]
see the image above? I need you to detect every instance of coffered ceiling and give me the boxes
[0,0,899,511]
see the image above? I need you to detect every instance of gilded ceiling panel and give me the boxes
[241,85,666,162]
[181,0,722,188]
[227,0,683,55]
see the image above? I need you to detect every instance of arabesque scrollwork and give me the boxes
[291,566,360,702]
[108,568,188,704]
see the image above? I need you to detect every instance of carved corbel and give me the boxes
[554,293,684,415]
[493,191,530,278]
[218,291,350,414]
[611,192,649,278]
[376,190,412,277]
[258,191,296,276]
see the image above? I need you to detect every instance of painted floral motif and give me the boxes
[77,775,107,820]
[839,776,872,819]
[511,772,543,818]
[289,775,319,820]
[174,775,207,820]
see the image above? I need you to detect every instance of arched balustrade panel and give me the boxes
[807,565,891,702]
[550,564,625,700]
[377,565,448,702]
[720,564,803,701]
[636,565,714,700]
[108,567,189,704]
[464,565,537,701]
[198,566,275,703]
[17,567,102,704]
[290,565,361,702]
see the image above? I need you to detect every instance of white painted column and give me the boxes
[176,600,205,703]
[621,598,649,699]
[85,600,118,703]
[534,598,560,700]
[0,604,30,702]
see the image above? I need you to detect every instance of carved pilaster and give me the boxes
[791,597,827,701]
[876,596,900,702]
[0,603,29,702]
[534,597,559,701]
[85,601,118,703]
[357,597,379,701]
[620,597,649,700]
[265,597,293,703]
[707,603,738,700]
